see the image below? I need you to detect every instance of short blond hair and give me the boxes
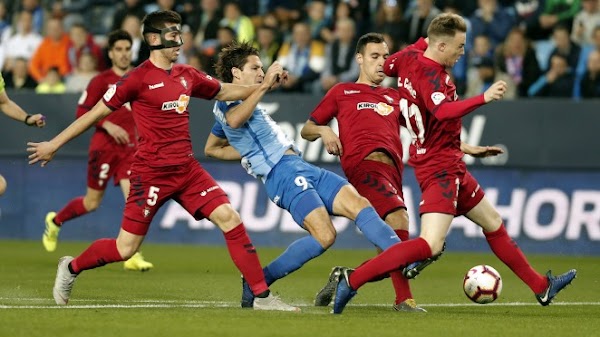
[427,13,467,42]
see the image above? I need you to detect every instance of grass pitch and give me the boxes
[0,240,598,337]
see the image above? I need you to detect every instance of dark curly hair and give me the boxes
[215,41,260,83]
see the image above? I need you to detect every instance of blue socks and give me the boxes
[263,235,326,285]
[355,207,400,250]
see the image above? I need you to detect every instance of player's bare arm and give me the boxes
[0,91,46,127]
[204,133,242,160]
[222,62,284,128]
[215,62,286,103]
[301,120,343,156]
[460,142,504,158]
[101,120,130,145]
[27,100,113,167]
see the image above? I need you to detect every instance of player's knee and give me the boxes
[116,241,138,260]
[384,209,409,230]
[0,175,6,196]
[346,196,372,217]
[209,204,242,231]
[313,230,336,249]
[421,235,445,256]
[84,198,101,212]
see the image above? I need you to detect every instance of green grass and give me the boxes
[0,240,598,337]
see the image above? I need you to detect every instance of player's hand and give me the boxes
[27,141,58,167]
[321,128,343,156]
[26,114,46,128]
[263,61,284,90]
[463,145,504,158]
[483,80,507,103]
[103,121,130,145]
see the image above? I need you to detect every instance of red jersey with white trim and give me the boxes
[102,61,221,167]
[77,69,136,149]
[384,39,463,171]
[309,82,404,174]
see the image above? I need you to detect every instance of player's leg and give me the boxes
[44,150,113,252]
[179,161,298,311]
[463,175,576,305]
[117,178,153,271]
[0,173,7,196]
[43,187,105,252]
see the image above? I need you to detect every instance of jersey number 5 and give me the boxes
[400,98,425,146]
[147,186,160,206]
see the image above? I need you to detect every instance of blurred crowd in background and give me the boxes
[0,0,598,99]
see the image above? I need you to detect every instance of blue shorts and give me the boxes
[265,155,348,226]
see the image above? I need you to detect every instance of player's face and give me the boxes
[160,23,182,62]
[357,42,389,85]
[236,55,264,85]
[109,40,132,71]
[442,32,466,67]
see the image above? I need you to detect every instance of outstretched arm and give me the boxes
[27,100,113,166]
[205,133,241,160]
[215,62,287,102]
[301,119,343,156]
[0,91,46,127]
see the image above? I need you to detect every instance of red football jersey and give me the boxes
[102,61,221,167]
[309,82,404,174]
[384,39,464,171]
[77,69,136,149]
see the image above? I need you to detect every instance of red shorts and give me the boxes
[417,167,485,216]
[122,159,229,235]
[345,160,406,219]
[87,146,135,190]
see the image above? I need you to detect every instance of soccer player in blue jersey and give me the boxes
[204,41,415,308]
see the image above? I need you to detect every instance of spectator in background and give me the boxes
[120,14,149,66]
[317,18,359,93]
[374,0,409,49]
[67,23,106,73]
[268,0,302,33]
[65,52,98,93]
[580,49,600,97]
[513,0,546,40]
[254,25,280,69]
[35,67,66,94]
[548,25,581,70]
[469,0,515,48]
[21,0,44,34]
[306,0,332,42]
[0,2,10,38]
[187,52,205,71]
[0,10,42,71]
[528,54,575,97]
[496,28,542,97]
[538,0,582,39]
[571,0,600,46]
[203,26,236,77]
[277,21,326,93]
[29,17,70,82]
[332,0,372,36]
[2,57,37,90]
[221,1,254,43]
[406,0,442,43]
[466,57,517,99]
[191,0,222,49]
[575,26,600,96]
[111,0,147,31]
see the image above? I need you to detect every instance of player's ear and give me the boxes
[231,67,241,80]
[355,53,363,65]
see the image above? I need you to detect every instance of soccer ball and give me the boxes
[463,265,503,304]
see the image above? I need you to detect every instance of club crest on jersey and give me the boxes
[431,92,446,105]
[357,102,394,116]
[180,76,187,89]
[162,94,190,114]
[143,207,151,218]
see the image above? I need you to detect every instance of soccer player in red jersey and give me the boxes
[302,33,501,312]
[42,30,153,271]
[0,73,46,196]
[328,14,576,314]
[27,10,298,311]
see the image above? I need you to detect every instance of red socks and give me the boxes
[485,224,548,294]
[54,197,89,225]
[350,237,432,290]
[70,238,124,273]
[390,229,412,304]
[224,224,268,296]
